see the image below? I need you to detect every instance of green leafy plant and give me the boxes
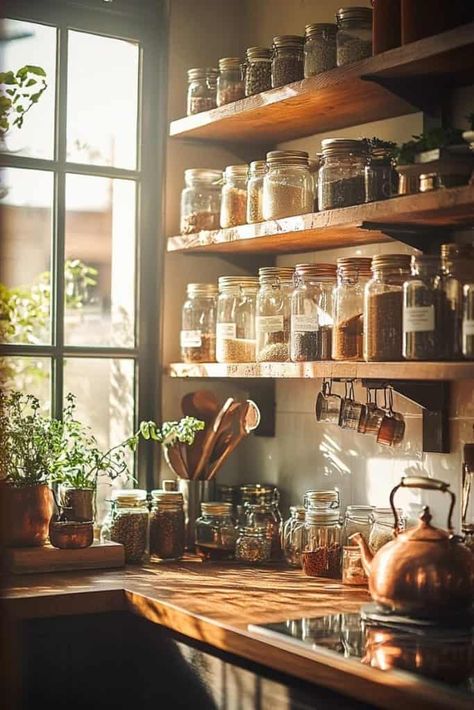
[0,65,47,136]
[396,127,465,164]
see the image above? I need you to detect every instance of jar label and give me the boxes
[292,315,318,332]
[463,319,474,336]
[180,330,202,347]
[403,305,435,333]
[217,322,237,339]
[257,315,284,333]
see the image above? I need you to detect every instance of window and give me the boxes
[0,1,165,500]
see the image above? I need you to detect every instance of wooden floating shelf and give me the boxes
[167,361,474,381]
[169,23,474,144]
[167,185,474,255]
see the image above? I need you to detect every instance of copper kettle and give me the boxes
[352,476,474,618]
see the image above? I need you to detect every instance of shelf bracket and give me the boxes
[362,222,453,252]
[361,73,450,116]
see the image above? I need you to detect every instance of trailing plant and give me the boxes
[396,127,465,164]
[0,65,47,136]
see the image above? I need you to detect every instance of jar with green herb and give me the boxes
[101,489,148,564]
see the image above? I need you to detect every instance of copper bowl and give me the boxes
[49,520,94,549]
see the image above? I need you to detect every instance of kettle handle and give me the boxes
[389,476,455,533]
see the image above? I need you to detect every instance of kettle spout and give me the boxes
[350,533,373,577]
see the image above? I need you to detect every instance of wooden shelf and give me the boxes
[169,23,474,145]
[167,185,474,255]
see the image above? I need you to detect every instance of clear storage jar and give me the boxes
[245,46,272,96]
[180,168,222,235]
[220,164,248,228]
[271,35,304,88]
[365,144,397,202]
[368,507,405,553]
[216,276,258,363]
[262,150,314,220]
[282,505,305,567]
[441,243,474,360]
[235,526,271,564]
[149,490,185,561]
[304,23,337,77]
[256,266,295,362]
[336,6,373,66]
[101,489,148,564]
[318,139,367,211]
[302,509,342,578]
[217,57,244,106]
[291,263,336,362]
[342,504,374,545]
[195,502,237,561]
[245,502,282,560]
[304,489,340,510]
[181,283,217,363]
[342,545,367,586]
[364,254,412,361]
[187,67,217,115]
[332,257,372,361]
[247,160,267,224]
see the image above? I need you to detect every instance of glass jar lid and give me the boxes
[224,164,248,178]
[273,34,305,48]
[187,67,218,81]
[246,46,272,60]
[336,6,373,23]
[151,490,184,504]
[112,489,147,507]
[321,138,367,157]
[290,505,306,520]
[305,508,340,524]
[249,160,267,175]
[186,283,218,297]
[304,489,340,508]
[305,22,337,37]
[218,275,259,291]
[258,266,295,284]
[184,168,222,185]
[345,504,374,520]
[337,256,372,277]
[371,253,412,273]
[218,57,242,71]
[266,149,309,166]
[295,263,337,280]
[201,502,233,515]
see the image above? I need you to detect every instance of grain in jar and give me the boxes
[217,57,244,106]
[336,6,373,66]
[332,257,372,361]
[180,168,222,235]
[216,276,258,363]
[262,151,313,220]
[318,139,367,211]
[101,489,148,564]
[304,23,337,77]
[220,164,248,228]
[291,263,336,362]
[245,46,272,96]
[271,35,304,87]
[180,283,217,363]
[187,67,217,115]
[149,490,185,561]
[256,267,294,362]
[247,160,267,224]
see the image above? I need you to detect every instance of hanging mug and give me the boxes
[377,388,405,446]
[339,380,366,431]
[361,388,385,436]
[315,379,342,424]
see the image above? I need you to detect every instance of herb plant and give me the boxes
[0,65,47,136]
[396,127,465,164]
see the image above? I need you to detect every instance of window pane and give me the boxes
[64,174,136,347]
[1,20,56,159]
[0,356,51,410]
[0,168,53,344]
[66,31,139,169]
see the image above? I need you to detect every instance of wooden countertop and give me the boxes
[2,559,471,710]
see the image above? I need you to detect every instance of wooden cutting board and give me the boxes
[5,541,125,574]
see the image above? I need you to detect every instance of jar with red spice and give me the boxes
[302,509,342,579]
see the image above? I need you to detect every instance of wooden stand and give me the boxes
[5,541,125,574]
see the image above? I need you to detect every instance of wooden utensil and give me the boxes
[207,400,261,480]
[181,390,219,421]
[164,443,189,479]
[192,397,234,480]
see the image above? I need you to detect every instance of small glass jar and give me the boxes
[217,57,244,106]
[187,67,217,115]
[304,23,337,77]
[303,489,340,510]
[333,257,372,361]
[342,545,367,586]
[291,263,336,362]
[271,35,304,88]
[302,509,342,578]
[180,168,222,235]
[235,526,271,564]
[245,502,282,560]
[247,160,267,224]
[216,275,258,363]
[336,6,373,66]
[101,489,148,564]
[195,502,237,561]
[318,139,367,211]
[365,144,397,202]
[220,164,248,228]
[368,507,405,553]
[463,282,474,360]
[441,243,474,360]
[364,254,412,361]
[149,490,185,561]
[282,505,305,567]
[245,46,272,96]
[181,282,217,363]
[342,504,374,545]
[256,266,295,362]
[262,150,314,221]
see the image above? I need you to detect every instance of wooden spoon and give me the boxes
[207,400,261,480]
[164,443,188,479]
[181,390,219,422]
[192,397,235,480]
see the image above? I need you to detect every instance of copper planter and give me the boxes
[1,483,53,547]
[49,520,94,549]
[59,486,95,522]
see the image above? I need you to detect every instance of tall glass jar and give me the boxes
[304,23,337,77]
[256,266,295,362]
[220,164,248,228]
[101,489,148,564]
[318,139,367,211]
[181,283,217,363]
[282,505,305,567]
[364,254,412,361]
[342,504,374,545]
[332,257,372,361]
[365,144,397,202]
[463,282,474,360]
[262,150,313,220]
[368,507,405,553]
[195,502,237,561]
[245,46,272,96]
[180,168,222,234]
[217,57,244,106]
[291,263,336,362]
[302,509,342,578]
[245,502,282,560]
[187,67,217,115]
[247,160,267,224]
[271,35,304,88]
[441,243,474,360]
[336,6,373,66]
[149,490,185,561]
[216,276,258,362]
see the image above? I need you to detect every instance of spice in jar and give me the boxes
[220,164,248,228]
[318,139,367,211]
[333,257,372,361]
[101,489,148,564]
[336,6,373,66]
[216,276,258,363]
[262,150,313,220]
[245,46,272,96]
[187,67,217,115]
[235,526,271,564]
[149,491,185,561]
[304,23,337,77]
[257,267,294,363]
[217,57,244,106]
[271,35,304,88]
[302,508,342,578]
[342,545,367,585]
[180,168,222,235]
[181,283,217,363]
[302,544,342,578]
[291,263,335,362]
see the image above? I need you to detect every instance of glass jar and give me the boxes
[463,282,474,360]
[342,545,367,585]
[245,502,282,560]
[247,160,267,224]
[291,263,336,362]
[220,164,248,228]
[318,139,367,211]
[217,57,244,106]
[302,509,342,578]
[195,502,237,561]
[368,507,405,553]
[262,150,314,220]
[149,490,185,561]
[180,168,222,235]
[336,6,373,66]
[256,266,295,362]
[101,489,148,564]
[181,282,217,363]
[271,35,304,88]
[282,505,305,567]
[441,243,474,360]
[239,483,280,509]
[332,257,372,361]
[303,489,340,510]
[235,526,271,564]
[342,504,374,545]
[187,67,217,115]
[216,275,258,362]
[365,145,397,202]
[364,254,412,361]
[245,46,272,96]
[304,23,337,77]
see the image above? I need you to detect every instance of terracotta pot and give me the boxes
[59,486,95,522]
[1,483,53,547]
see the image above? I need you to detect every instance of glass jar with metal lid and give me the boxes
[181,283,217,363]
[101,489,148,564]
[262,150,313,220]
[364,254,412,361]
[336,6,373,66]
[256,266,295,362]
[245,46,272,96]
[245,502,282,560]
[342,504,374,545]
[149,490,185,561]
[368,507,405,553]
[333,257,372,361]
[441,243,474,360]
[216,275,258,363]
[217,57,244,106]
[303,489,340,510]
[271,35,304,87]
[239,483,280,506]
[302,509,342,578]
[365,142,397,203]
[291,263,336,362]
[318,139,367,211]
[247,160,267,224]
[282,505,306,567]
[187,67,218,115]
[180,168,222,235]
[304,23,337,77]
[195,502,237,561]
[220,164,248,228]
